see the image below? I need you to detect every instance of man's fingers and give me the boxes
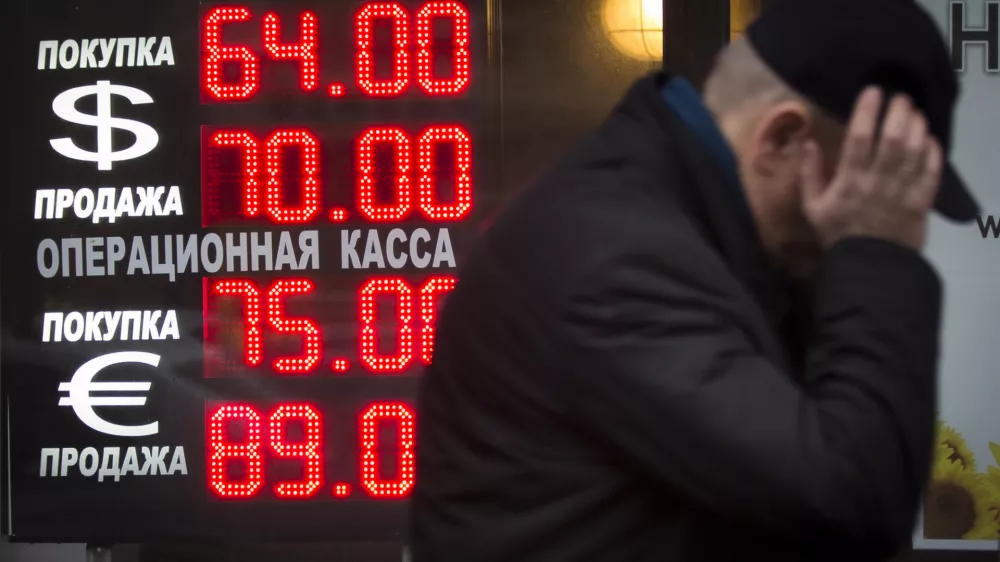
[873,95,913,177]
[899,114,929,181]
[903,138,944,213]
[840,87,883,170]
[909,138,943,210]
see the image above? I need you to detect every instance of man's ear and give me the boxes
[749,100,813,177]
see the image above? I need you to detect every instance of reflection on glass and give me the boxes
[601,0,663,61]
[731,0,763,41]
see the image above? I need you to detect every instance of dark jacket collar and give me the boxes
[660,76,745,209]
[610,72,802,360]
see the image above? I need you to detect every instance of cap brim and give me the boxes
[936,163,980,223]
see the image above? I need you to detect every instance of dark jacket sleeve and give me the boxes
[558,237,940,556]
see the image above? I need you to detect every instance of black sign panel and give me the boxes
[3,0,499,542]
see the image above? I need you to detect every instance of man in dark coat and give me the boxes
[410,0,980,560]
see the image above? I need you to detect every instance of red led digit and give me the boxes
[211,131,261,218]
[211,279,263,367]
[208,404,264,498]
[359,277,414,373]
[267,279,322,373]
[264,129,322,224]
[357,127,414,222]
[268,404,323,498]
[359,402,416,498]
[415,1,471,96]
[203,6,261,101]
[263,11,320,92]
[356,2,411,97]
[417,125,473,221]
[419,276,457,364]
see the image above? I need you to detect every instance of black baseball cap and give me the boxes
[745,0,980,223]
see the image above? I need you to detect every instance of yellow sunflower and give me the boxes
[936,419,977,471]
[984,442,1000,528]
[924,444,1000,540]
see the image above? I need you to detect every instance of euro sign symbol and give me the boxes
[58,351,161,437]
[49,80,160,171]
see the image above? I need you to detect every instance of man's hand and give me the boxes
[800,86,943,251]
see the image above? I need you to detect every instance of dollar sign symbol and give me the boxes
[49,80,160,171]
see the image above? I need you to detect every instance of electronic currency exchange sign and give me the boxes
[3,0,494,543]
